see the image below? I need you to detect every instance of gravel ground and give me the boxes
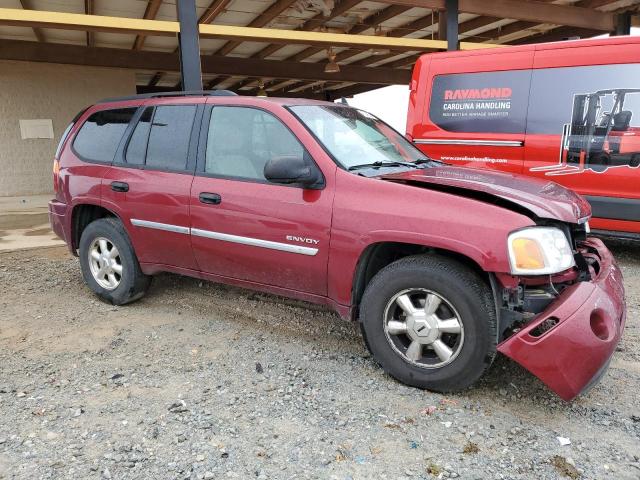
[0,240,639,480]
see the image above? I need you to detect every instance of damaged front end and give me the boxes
[494,226,626,401]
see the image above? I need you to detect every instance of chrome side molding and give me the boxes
[130,219,190,235]
[191,228,318,256]
[131,219,318,256]
[413,139,524,147]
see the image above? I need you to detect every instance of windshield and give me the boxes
[289,105,431,170]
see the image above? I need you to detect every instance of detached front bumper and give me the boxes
[497,237,626,401]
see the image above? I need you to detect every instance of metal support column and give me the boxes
[445,0,458,51]
[175,0,202,91]
[614,12,631,36]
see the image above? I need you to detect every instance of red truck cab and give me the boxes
[407,36,640,239]
[50,91,625,401]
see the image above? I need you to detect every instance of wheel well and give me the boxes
[351,242,489,320]
[71,204,117,252]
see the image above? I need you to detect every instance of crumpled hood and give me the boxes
[380,166,591,223]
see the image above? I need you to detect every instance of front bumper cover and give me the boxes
[497,237,626,401]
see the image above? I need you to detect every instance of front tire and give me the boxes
[79,218,150,305]
[359,255,496,393]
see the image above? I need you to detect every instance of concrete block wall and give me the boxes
[0,60,136,197]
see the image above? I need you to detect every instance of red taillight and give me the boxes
[53,159,60,193]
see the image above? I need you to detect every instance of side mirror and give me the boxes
[264,154,323,189]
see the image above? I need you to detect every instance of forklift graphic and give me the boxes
[531,88,640,176]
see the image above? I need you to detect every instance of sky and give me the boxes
[346,28,640,134]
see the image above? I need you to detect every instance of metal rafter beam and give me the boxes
[0,39,413,85]
[0,8,495,52]
[252,0,362,59]
[147,71,165,87]
[227,77,264,91]
[462,0,619,43]
[213,0,298,56]
[376,0,615,31]
[334,11,436,63]
[199,0,233,24]
[205,75,232,89]
[267,79,303,91]
[286,4,415,64]
[509,25,602,44]
[197,23,492,51]
[133,0,162,50]
[18,0,44,42]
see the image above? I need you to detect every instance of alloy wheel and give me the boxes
[383,288,464,369]
[88,237,122,290]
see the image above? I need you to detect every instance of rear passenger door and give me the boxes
[102,100,203,270]
[189,104,334,295]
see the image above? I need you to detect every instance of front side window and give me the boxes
[145,105,197,171]
[290,105,426,170]
[428,70,531,134]
[205,106,305,181]
[73,107,137,162]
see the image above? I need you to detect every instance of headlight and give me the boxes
[507,227,575,275]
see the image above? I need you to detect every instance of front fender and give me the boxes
[327,229,515,308]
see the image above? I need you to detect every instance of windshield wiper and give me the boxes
[414,157,444,167]
[348,160,422,171]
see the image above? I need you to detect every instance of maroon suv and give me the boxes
[49,91,626,400]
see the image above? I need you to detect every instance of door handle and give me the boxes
[111,181,129,193]
[199,192,221,205]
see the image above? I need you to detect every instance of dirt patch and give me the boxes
[24,227,52,237]
[551,455,581,479]
[0,213,49,230]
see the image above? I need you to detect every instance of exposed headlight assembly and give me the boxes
[507,227,575,275]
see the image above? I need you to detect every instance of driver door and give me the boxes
[189,104,335,295]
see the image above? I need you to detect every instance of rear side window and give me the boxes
[125,107,152,165]
[73,108,137,162]
[146,105,197,171]
[428,70,531,134]
[124,105,197,171]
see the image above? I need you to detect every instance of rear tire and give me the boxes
[359,255,496,393]
[79,218,150,305]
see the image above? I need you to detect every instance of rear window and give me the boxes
[428,70,532,134]
[73,107,137,163]
[54,123,74,159]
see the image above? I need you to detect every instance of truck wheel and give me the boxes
[79,218,150,305]
[359,255,496,393]
[630,154,640,168]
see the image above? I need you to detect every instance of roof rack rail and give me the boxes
[98,89,237,103]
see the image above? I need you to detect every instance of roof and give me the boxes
[420,35,640,60]
[97,91,337,107]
